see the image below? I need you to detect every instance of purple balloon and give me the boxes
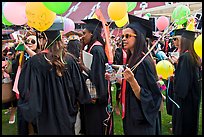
[3,2,27,25]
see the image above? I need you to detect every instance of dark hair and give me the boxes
[125,27,157,79]
[126,28,149,68]
[66,40,81,59]
[180,37,201,67]
[88,30,106,49]
[46,40,67,77]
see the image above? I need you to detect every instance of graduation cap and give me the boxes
[173,28,185,36]
[81,18,103,34]
[41,18,64,48]
[126,14,153,38]
[181,30,196,41]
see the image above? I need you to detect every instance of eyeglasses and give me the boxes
[122,33,136,39]
[25,39,36,45]
[173,38,178,41]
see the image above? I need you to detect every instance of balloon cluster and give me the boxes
[107,2,137,28]
[2,2,73,32]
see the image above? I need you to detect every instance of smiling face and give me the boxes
[25,35,37,51]
[122,28,136,52]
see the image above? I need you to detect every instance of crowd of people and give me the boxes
[2,13,202,135]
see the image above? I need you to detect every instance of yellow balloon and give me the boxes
[156,60,174,80]
[194,34,202,58]
[25,2,56,32]
[115,13,129,28]
[108,2,127,21]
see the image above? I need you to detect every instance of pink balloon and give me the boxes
[63,17,75,34]
[156,16,169,31]
[3,2,27,25]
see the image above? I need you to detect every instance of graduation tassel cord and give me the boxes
[166,77,180,109]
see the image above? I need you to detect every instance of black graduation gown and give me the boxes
[113,48,123,101]
[123,56,162,135]
[172,52,201,135]
[82,45,113,135]
[165,76,174,115]
[17,53,91,135]
[114,47,123,65]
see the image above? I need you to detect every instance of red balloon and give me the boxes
[156,16,169,31]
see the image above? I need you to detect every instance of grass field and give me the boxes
[2,84,202,135]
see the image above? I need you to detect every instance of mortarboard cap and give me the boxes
[173,28,185,36]
[81,18,103,34]
[127,14,153,38]
[181,30,196,41]
[43,18,64,47]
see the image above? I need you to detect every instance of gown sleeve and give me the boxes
[174,53,192,99]
[136,58,162,126]
[18,55,44,122]
[66,56,91,104]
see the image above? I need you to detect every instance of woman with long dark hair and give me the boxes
[120,14,162,135]
[172,30,202,135]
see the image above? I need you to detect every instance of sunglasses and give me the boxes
[173,38,178,41]
[122,33,136,39]
[25,39,36,45]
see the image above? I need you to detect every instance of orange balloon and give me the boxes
[25,2,56,32]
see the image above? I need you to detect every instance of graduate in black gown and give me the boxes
[78,18,113,135]
[121,14,162,135]
[166,28,185,116]
[172,29,202,135]
[17,21,91,135]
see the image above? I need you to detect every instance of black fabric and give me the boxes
[66,40,81,59]
[82,45,113,135]
[172,52,202,135]
[127,14,153,38]
[123,56,162,135]
[173,28,185,36]
[17,53,91,135]
[181,30,196,41]
[113,48,123,65]
[165,76,174,115]
[81,18,103,34]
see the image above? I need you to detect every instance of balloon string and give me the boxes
[130,6,200,72]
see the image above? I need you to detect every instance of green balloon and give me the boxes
[172,5,190,25]
[2,14,13,26]
[127,2,137,12]
[43,2,72,14]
